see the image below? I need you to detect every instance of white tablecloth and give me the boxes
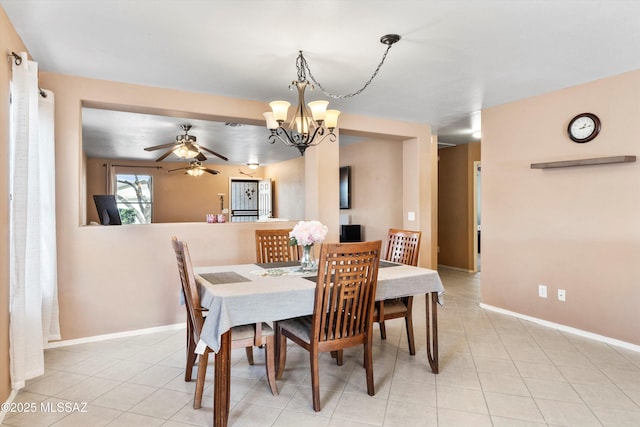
[194,262,444,352]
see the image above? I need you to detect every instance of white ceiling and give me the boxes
[80,107,313,165]
[3,0,640,164]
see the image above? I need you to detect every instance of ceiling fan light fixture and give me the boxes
[247,162,259,170]
[148,125,228,163]
[174,143,200,159]
[186,168,205,177]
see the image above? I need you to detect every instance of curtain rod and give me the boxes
[8,51,48,98]
[102,164,163,169]
[8,51,21,65]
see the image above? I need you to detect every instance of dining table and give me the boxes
[194,260,445,427]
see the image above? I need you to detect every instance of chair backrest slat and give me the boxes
[384,229,422,266]
[313,241,381,343]
[255,229,299,263]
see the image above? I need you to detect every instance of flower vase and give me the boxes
[300,244,316,272]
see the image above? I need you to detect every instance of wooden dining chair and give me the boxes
[255,228,299,263]
[171,237,278,409]
[373,228,422,355]
[276,241,381,411]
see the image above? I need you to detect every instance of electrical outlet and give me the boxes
[558,289,566,302]
[538,285,547,298]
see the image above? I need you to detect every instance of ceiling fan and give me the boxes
[143,124,229,162]
[168,160,220,176]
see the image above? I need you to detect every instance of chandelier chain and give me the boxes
[297,43,395,99]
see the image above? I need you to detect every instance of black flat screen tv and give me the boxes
[339,166,351,209]
[93,195,122,225]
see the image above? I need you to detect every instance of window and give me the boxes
[115,174,152,224]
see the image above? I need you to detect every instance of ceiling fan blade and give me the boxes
[167,166,189,172]
[199,145,229,161]
[144,142,177,151]
[155,148,175,162]
[196,152,207,161]
[204,168,220,175]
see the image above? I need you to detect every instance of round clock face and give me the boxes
[568,113,601,143]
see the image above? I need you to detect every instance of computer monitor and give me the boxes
[93,195,122,225]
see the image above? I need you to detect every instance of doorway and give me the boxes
[230,178,273,222]
[230,179,259,222]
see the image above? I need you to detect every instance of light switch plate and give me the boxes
[408,211,415,221]
[538,285,547,298]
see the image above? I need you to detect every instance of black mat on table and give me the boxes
[199,272,250,285]
[254,261,301,269]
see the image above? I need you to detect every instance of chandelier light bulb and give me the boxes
[263,112,278,130]
[308,100,329,122]
[269,101,291,122]
[295,116,312,134]
[324,110,341,129]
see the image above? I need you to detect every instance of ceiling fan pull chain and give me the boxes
[301,35,399,99]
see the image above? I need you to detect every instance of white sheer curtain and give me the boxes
[9,52,60,389]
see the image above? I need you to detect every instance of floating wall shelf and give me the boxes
[530,155,636,169]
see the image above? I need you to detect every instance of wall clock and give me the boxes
[568,113,601,143]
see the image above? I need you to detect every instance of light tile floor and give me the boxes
[3,268,640,426]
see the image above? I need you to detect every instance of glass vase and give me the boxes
[300,244,317,272]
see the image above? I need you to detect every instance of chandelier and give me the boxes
[263,34,401,155]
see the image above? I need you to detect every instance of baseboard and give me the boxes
[480,303,640,353]
[44,322,186,349]
[437,264,475,273]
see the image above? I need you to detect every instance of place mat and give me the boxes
[304,260,400,283]
[250,266,308,277]
[255,261,301,269]
[199,272,250,285]
[379,260,401,268]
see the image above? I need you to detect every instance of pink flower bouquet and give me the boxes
[289,220,328,246]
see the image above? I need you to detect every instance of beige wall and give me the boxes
[36,72,434,341]
[482,70,640,345]
[0,6,29,402]
[85,158,304,223]
[264,156,305,220]
[438,142,481,270]
[340,138,404,242]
